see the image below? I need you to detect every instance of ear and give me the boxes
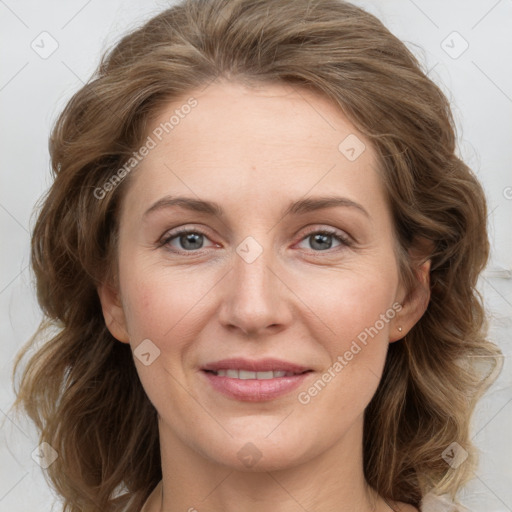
[97,282,130,344]
[389,241,432,343]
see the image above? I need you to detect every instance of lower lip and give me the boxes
[202,371,311,402]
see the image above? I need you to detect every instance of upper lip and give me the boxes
[202,358,311,373]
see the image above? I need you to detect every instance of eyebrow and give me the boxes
[143,195,370,219]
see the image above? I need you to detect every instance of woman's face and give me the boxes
[100,80,426,472]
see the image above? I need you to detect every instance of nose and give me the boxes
[217,241,293,337]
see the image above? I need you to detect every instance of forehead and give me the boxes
[121,80,386,219]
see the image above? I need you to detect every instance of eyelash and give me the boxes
[159,226,353,255]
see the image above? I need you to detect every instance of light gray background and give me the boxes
[1,0,511,511]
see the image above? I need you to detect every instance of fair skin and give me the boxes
[98,80,429,512]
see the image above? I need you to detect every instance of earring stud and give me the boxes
[398,326,403,333]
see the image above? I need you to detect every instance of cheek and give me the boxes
[294,261,398,351]
[119,258,213,348]
[294,266,398,412]
[118,262,212,406]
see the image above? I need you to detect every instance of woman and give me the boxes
[11,0,502,511]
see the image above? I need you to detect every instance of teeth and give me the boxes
[239,370,256,379]
[213,369,297,379]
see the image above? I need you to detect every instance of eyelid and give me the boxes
[298,225,353,245]
[158,225,215,248]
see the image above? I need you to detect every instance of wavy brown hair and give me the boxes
[10,0,502,510]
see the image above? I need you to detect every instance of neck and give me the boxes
[154,414,386,512]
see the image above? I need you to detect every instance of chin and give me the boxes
[202,433,316,473]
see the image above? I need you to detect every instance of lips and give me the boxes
[201,358,313,401]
